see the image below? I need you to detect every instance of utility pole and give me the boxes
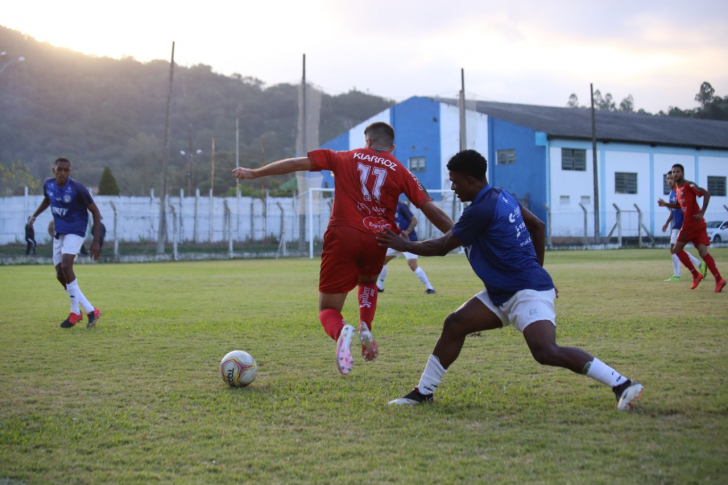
[590,83,600,244]
[157,41,175,254]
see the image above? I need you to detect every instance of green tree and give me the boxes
[695,81,715,108]
[619,95,634,113]
[0,162,41,196]
[98,167,120,195]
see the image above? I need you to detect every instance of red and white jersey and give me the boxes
[676,181,707,230]
[308,148,431,235]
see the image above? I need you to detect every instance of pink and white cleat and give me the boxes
[336,324,355,375]
[358,321,379,361]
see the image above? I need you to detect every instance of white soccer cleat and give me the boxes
[358,321,379,361]
[336,324,355,375]
[388,387,434,406]
[616,381,644,411]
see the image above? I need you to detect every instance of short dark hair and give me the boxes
[364,122,395,147]
[446,149,487,181]
[672,163,684,173]
[54,157,71,166]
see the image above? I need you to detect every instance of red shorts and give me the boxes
[677,224,710,248]
[319,225,386,294]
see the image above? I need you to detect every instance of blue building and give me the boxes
[319,96,728,240]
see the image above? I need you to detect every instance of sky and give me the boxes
[2,0,727,113]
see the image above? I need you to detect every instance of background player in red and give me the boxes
[658,163,725,292]
[233,122,454,374]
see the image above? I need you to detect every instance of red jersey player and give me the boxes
[233,122,454,374]
[658,163,725,292]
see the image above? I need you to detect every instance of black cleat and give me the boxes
[60,312,82,328]
[86,308,102,328]
[613,379,644,411]
[425,289,436,294]
[388,387,434,406]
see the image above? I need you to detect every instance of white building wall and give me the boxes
[438,104,489,190]
[696,156,728,222]
[348,109,392,149]
[548,141,598,237]
[602,150,652,238]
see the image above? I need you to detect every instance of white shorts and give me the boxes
[52,234,85,266]
[385,247,417,260]
[670,228,679,245]
[475,288,556,333]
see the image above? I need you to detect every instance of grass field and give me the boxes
[1,249,727,484]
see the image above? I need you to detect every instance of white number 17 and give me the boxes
[357,163,388,203]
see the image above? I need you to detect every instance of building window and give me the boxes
[615,172,638,194]
[408,156,426,172]
[708,176,726,196]
[562,148,586,171]
[580,195,591,206]
[496,149,516,165]
[560,195,570,205]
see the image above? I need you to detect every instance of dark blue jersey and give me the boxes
[395,201,418,241]
[451,185,554,305]
[669,190,684,229]
[43,178,94,238]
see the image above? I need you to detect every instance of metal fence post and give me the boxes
[542,203,552,249]
[109,200,119,257]
[169,201,177,260]
[579,202,588,248]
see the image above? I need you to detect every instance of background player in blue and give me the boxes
[376,200,436,294]
[28,157,103,328]
[661,171,704,281]
[378,149,643,411]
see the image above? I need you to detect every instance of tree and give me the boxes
[566,94,580,108]
[98,167,120,195]
[695,81,715,108]
[0,162,41,196]
[618,95,634,113]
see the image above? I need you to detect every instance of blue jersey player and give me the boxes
[377,149,643,411]
[661,171,704,281]
[28,157,103,328]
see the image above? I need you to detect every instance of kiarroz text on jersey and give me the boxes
[352,152,398,171]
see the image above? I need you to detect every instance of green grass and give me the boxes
[1,249,727,484]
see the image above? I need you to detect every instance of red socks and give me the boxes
[319,308,345,341]
[676,250,699,277]
[702,253,722,280]
[358,283,378,331]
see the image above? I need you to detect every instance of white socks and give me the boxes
[584,358,627,388]
[414,267,433,290]
[689,252,701,267]
[377,265,388,289]
[66,279,94,314]
[417,355,447,395]
[672,254,680,277]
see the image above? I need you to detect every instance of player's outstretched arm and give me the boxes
[377,228,462,257]
[28,197,50,230]
[88,202,102,261]
[232,157,312,180]
[657,198,680,210]
[419,201,454,234]
[522,206,546,267]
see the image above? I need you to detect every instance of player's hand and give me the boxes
[27,216,36,229]
[376,228,409,251]
[232,167,255,180]
[89,241,101,261]
[662,224,668,233]
[694,213,704,221]
[554,286,559,298]
[657,198,666,207]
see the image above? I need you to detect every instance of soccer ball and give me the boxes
[220,350,257,387]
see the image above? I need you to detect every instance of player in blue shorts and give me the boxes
[661,171,704,281]
[378,149,643,411]
[28,157,103,328]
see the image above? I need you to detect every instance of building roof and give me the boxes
[437,98,728,151]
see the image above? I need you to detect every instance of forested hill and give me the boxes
[0,26,395,196]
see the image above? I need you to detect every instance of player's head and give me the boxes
[671,163,685,183]
[446,149,488,202]
[364,122,395,150]
[52,157,72,185]
[666,171,674,189]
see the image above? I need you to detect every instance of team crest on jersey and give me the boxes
[63,195,72,203]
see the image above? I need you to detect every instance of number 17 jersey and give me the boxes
[308,148,431,235]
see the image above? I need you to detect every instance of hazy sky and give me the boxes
[3,0,727,113]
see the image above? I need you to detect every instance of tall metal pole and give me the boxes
[235,117,240,190]
[459,68,466,152]
[186,124,193,195]
[299,53,307,250]
[590,83,600,244]
[210,136,216,194]
[157,41,175,254]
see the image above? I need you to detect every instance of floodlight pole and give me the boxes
[157,41,175,254]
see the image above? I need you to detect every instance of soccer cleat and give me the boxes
[86,308,102,328]
[335,324,355,375]
[425,288,436,294]
[358,321,379,362]
[715,278,726,293]
[613,380,643,411]
[690,273,704,290]
[60,312,83,328]
[663,276,681,282]
[700,261,708,277]
[388,387,434,406]
[376,286,384,293]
